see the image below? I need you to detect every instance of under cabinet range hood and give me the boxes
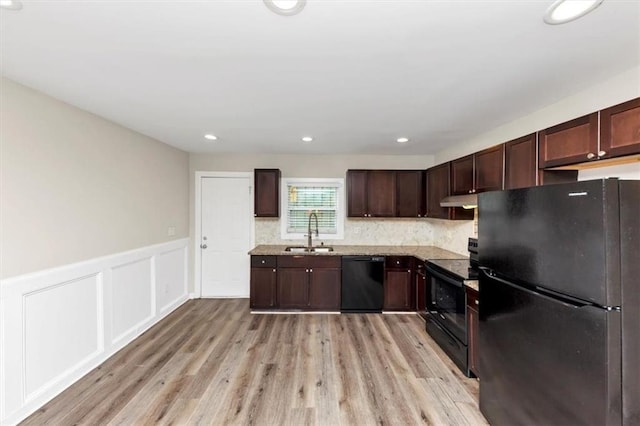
[440,193,478,209]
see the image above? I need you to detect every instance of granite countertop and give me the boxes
[249,244,467,262]
[464,280,479,291]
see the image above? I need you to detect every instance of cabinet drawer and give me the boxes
[251,255,277,268]
[385,256,413,269]
[278,255,341,269]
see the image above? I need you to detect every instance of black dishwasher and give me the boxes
[341,256,385,313]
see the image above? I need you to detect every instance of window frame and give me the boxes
[280,177,345,240]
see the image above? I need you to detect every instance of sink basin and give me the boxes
[312,246,334,252]
[284,246,309,252]
[284,246,334,253]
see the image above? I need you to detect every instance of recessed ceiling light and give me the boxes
[204,134,218,141]
[543,0,604,25]
[263,0,306,16]
[301,136,313,142]
[0,0,23,10]
[397,137,409,143]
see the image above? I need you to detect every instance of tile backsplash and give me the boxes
[255,217,473,256]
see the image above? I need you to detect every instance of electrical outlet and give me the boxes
[167,226,176,236]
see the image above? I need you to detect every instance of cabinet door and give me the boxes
[396,170,425,217]
[250,267,277,309]
[600,97,640,159]
[367,170,396,217]
[451,155,474,195]
[426,164,473,221]
[539,113,598,168]
[347,170,368,217]
[308,268,341,311]
[384,269,413,311]
[277,268,309,309]
[254,169,280,217]
[505,134,537,190]
[466,288,480,377]
[426,163,451,219]
[475,145,504,193]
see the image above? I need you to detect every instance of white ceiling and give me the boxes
[1,1,639,155]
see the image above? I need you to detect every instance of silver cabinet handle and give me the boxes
[273,269,276,272]
[200,244,208,249]
[598,150,606,157]
[587,152,596,159]
[475,299,479,305]
[310,268,313,273]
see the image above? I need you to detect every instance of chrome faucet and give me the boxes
[307,211,319,249]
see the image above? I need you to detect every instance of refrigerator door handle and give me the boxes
[480,268,591,309]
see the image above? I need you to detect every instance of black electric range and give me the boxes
[424,238,478,377]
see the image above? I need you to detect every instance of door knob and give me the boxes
[587,152,596,159]
[598,150,606,157]
[200,244,208,249]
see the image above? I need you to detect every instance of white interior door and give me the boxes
[200,176,252,297]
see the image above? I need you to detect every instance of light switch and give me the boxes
[167,226,176,236]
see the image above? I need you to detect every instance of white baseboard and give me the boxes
[0,238,190,426]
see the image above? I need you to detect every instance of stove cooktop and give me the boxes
[427,259,478,281]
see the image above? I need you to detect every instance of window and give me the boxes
[280,178,345,240]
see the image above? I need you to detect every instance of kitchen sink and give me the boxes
[284,246,308,252]
[284,246,334,253]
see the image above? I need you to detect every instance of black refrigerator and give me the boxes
[478,178,639,426]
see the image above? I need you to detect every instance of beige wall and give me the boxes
[434,65,640,165]
[0,78,189,279]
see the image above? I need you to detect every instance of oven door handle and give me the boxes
[425,265,463,288]
[427,314,461,347]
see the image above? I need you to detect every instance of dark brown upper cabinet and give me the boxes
[346,170,396,217]
[425,163,473,220]
[395,170,425,217]
[426,163,451,219]
[367,170,396,217]
[475,145,504,193]
[451,146,504,195]
[600,97,640,159]
[347,170,368,217]
[504,134,537,190]
[254,169,280,217]
[451,155,474,195]
[538,113,598,168]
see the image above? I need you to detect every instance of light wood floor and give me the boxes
[22,299,488,425]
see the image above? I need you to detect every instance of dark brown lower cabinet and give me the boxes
[277,268,309,309]
[250,256,278,309]
[466,286,479,377]
[308,268,341,310]
[384,270,413,310]
[250,267,277,309]
[276,255,342,311]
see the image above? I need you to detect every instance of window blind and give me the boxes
[287,185,338,234]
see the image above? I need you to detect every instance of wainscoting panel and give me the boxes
[24,274,101,399]
[156,247,187,314]
[110,258,153,345]
[0,238,189,425]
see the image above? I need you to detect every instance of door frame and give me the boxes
[194,171,255,298]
